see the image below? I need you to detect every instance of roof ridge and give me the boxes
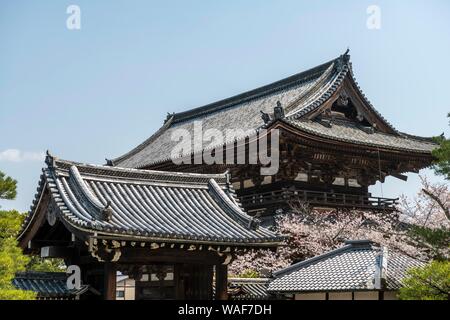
[18,154,282,246]
[272,244,353,277]
[284,62,337,116]
[272,240,374,277]
[110,51,349,167]
[286,52,351,120]
[15,271,68,279]
[170,57,339,125]
[208,178,258,230]
[68,165,111,222]
[110,114,175,165]
[228,278,270,283]
[48,153,229,183]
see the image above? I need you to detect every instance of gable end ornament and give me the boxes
[164,112,175,124]
[46,199,58,226]
[260,111,271,124]
[336,91,349,107]
[335,49,351,72]
[45,150,56,168]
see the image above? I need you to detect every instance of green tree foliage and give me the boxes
[27,256,65,272]
[0,288,36,300]
[233,269,261,279]
[0,171,17,201]
[399,178,449,261]
[0,172,36,300]
[432,113,450,180]
[399,261,450,300]
[409,225,450,261]
[0,210,36,300]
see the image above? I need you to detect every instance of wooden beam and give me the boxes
[118,247,223,265]
[391,173,408,181]
[28,240,42,250]
[174,264,185,300]
[103,262,116,300]
[40,246,73,258]
[19,193,50,249]
[215,264,228,300]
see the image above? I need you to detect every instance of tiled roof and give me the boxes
[228,278,272,300]
[111,54,344,168]
[285,119,436,153]
[267,240,424,293]
[13,272,89,299]
[19,154,282,247]
[111,50,435,169]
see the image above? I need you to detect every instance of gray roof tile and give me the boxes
[111,51,435,169]
[268,240,424,293]
[112,56,342,168]
[228,278,272,300]
[285,119,436,153]
[13,272,89,298]
[19,155,282,246]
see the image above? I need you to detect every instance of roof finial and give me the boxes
[105,158,114,166]
[164,112,175,124]
[273,101,285,120]
[45,150,56,167]
[336,49,350,72]
[260,110,270,124]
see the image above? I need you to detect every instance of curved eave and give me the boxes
[345,64,398,134]
[110,54,345,168]
[276,119,437,156]
[116,62,344,170]
[141,118,437,171]
[286,57,349,120]
[17,170,49,248]
[171,57,337,125]
[19,159,283,249]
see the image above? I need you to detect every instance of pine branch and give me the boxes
[422,188,450,221]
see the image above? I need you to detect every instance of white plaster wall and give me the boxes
[329,292,353,300]
[295,293,327,300]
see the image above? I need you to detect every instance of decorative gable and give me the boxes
[307,77,397,135]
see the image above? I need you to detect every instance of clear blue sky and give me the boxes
[1,0,449,212]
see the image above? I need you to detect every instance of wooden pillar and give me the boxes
[103,262,116,300]
[215,264,228,300]
[174,264,185,300]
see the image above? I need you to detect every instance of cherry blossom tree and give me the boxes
[398,176,449,260]
[230,177,449,277]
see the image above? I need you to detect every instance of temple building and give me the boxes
[18,51,437,300]
[109,50,437,219]
[268,240,424,300]
[18,156,282,300]
[13,272,91,300]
